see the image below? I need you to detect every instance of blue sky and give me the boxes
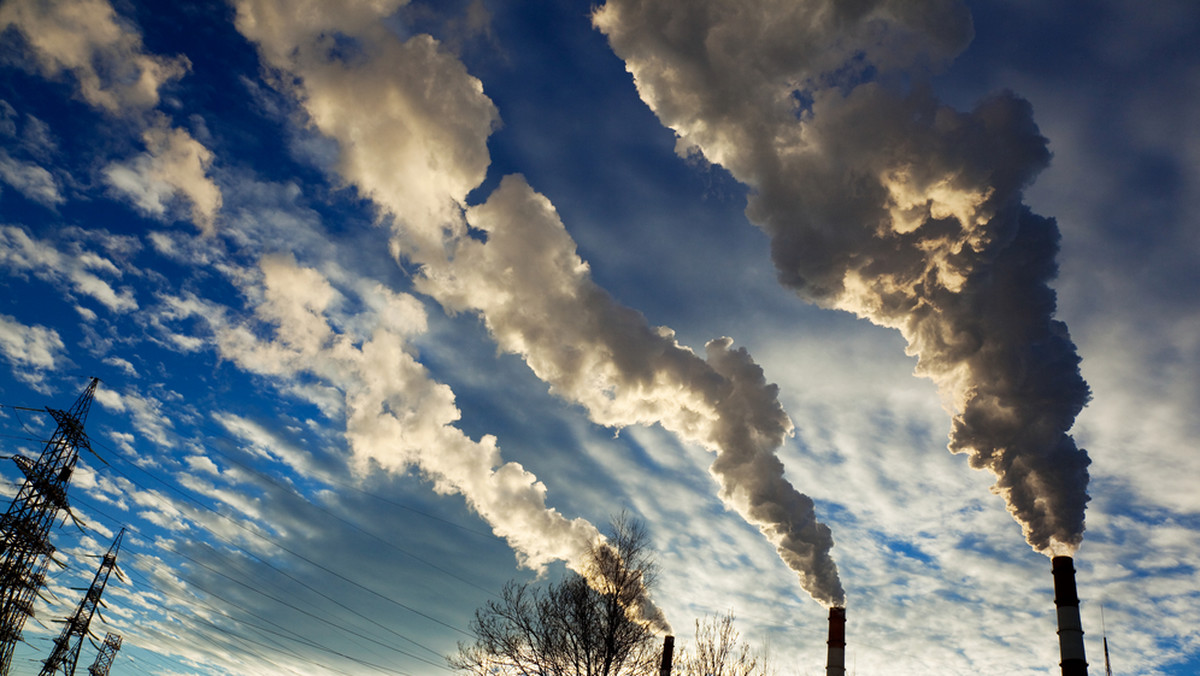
[1,0,1197,674]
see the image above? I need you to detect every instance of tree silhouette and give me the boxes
[450,515,661,676]
[675,613,768,676]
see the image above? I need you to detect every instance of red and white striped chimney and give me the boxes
[1052,556,1088,676]
[826,607,845,676]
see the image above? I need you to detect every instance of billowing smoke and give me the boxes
[199,252,670,630]
[222,256,594,564]
[234,0,844,607]
[423,176,843,607]
[232,0,682,626]
[595,0,1091,555]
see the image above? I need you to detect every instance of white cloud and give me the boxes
[0,149,63,206]
[140,251,632,619]
[2,0,224,239]
[93,386,126,412]
[106,430,136,454]
[238,255,606,574]
[0,314,64,370]
[183,454,219,476]
[1072,322,1200,516]
[0,313,65,389]
[214,412,324,481]
[17,113,57,158]
[0,0,187,113]
[103,355,139,377]
[0,100,14,136]
[104,121,222,234]
[0,225,138,312]
[112,388,175,448]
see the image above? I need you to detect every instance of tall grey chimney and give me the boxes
[826,607,845,676]
[659,635,674,676]
[1052,556,1088,676]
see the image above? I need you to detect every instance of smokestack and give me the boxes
[659,635,674,676]
[1052,556,1088,676]
[826,607,845,676]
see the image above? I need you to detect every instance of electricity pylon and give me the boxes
[40,529,125,676]
[1,379,99,674]
[86,633,121,676]
[0,551,53,647]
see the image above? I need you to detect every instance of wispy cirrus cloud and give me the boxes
[0,224,138,312]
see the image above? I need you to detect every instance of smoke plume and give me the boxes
[232,0,685,627]
[423,176,844,607]
[595,0,1091,555]
[235,0,844,607]
[199,252,669,629]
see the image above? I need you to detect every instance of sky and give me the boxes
[0,0,1197,674]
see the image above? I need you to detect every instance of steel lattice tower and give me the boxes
[0,550,53,662]
[86,633,121,676]
[39,529,124,676]
[1,379,99,674]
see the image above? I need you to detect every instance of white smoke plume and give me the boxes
[422,176,843,607]
[595,0,1091,556]
[234,0,844,608]
[174,253,671,626]
[233,0,681,626]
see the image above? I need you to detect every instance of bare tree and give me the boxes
[450,515,661,676]
[676,613,768,676]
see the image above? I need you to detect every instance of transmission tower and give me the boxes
[1,378,99,674]
[0,546,56,672]
[40,528,125,676]
[86,633,121,676]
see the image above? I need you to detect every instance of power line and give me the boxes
[59,497,422,676]
[107,542,416,675]
[90,440,474,638]
[6,385,502,675]
[39,529,124,676]
[68,482,457,673]
[194,416,496,540]
[196,437,498,597]
[120,511,449,668]
[0,406,50,414]
[120,565,392,676]
[0,437,51,446]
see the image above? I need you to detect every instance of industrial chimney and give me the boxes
[1052,556,1088,676]
[659,635,674,676]
[826,607,845,676]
